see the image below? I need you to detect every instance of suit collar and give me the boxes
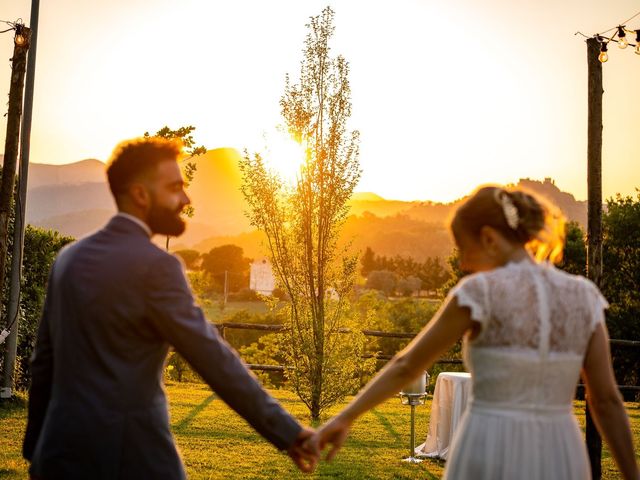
[106,214,152,239]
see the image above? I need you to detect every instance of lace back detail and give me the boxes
[451,262,608,356]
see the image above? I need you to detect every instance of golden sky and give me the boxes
[1,0,639,203]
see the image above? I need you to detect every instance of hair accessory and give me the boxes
[495,190,519,230]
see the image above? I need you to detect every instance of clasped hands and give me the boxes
[287,415,352,473]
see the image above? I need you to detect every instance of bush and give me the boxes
[271,287,289,301]
[365,270,397,296]
[164,350,200,383]
[0,226,74,391]
[227,288,260,302]
[396,275,422,297]
[238,334,286,389]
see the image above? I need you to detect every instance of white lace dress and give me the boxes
[443,259,608,480]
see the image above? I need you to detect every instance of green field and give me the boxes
[202,300,271,324]
[1,383,638,479]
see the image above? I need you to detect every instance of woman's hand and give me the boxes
[307,415,352,462]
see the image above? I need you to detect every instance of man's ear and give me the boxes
[128,183,151,210]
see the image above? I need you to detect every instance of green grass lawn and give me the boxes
[1,383,638,479]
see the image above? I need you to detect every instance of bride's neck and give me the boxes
[502,247,533,266]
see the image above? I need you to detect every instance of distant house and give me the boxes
[250,259,276,295]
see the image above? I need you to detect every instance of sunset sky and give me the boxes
[1,0,639,203]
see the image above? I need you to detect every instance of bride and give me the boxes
[308,186,639,480]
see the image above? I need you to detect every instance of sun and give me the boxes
[262,130,306,185]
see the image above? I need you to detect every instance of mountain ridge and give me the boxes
[13,152,587,260]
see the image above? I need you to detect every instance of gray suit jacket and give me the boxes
[23,215,300,479]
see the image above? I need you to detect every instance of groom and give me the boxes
[23,137,317,478]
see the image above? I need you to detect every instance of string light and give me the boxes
[598,39,609,63]
[14,23,26,47]
[577,10,640,63]
[0,19,28,47]
[617,26,628,48]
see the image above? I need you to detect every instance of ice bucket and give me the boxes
[401,371,428,395]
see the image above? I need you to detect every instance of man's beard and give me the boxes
[147,202,186,237]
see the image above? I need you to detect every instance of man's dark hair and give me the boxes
[106,137,183,199]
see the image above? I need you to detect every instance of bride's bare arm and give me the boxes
[581,323,639,480]
[311,296,473,460]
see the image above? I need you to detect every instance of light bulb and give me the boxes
[617,26,627,49]
[14,24,27,47]
[598,39,608,63]
[14,33,26,47]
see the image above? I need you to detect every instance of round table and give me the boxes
[415,372,471,460]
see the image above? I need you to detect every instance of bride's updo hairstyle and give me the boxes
[450,186,566,264]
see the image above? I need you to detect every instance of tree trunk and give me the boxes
[310,368,322,421]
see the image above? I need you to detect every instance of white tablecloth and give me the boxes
[416,372,471,460]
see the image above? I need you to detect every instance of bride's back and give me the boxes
[452,259,607,410]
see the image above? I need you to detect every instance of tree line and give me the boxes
[360,247,450,296]
[173,244,255,298]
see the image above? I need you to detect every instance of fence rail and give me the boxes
[215,322,420,339]
[217,321,639,347]
[216,322,465,371]
[216,322,639,393]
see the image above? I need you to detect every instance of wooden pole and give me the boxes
[585,36,603,480]
[0,27,30,398]
[224,270,229,308]
[2,0,40,399]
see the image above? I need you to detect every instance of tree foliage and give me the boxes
[174,249,201,270]
[365,270,397,296]
[0,226,73,390]
[240,7,372,420]
[143,125,207,249]
[200,244,252,293]
[600,192,640,396]
[438,248,464,298]
[143,125,207,187]
[360,247,450,295]
[559,221,586,276]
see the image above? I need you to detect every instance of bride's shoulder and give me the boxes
[544,264,604,297]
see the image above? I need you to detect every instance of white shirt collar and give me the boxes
[115,212,152,237]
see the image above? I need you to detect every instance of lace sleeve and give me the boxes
[581,278,609,331]
[448,274,490,327]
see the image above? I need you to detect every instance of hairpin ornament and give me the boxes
[495,190,519,230]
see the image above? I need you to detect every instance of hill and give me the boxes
[189,178,588,260]
[27,159,106,189]
[516,178,587,228]
[33,209,114,239]
[23,149,249,241]
[17,152,587,262]
[26,182,113,223]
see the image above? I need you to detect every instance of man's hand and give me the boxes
[287,426,319,473]
[306,415,351,462]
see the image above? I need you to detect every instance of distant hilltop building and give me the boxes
[250,259,276,295]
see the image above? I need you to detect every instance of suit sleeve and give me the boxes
[23,269,56,461]
[145,254,301,451]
